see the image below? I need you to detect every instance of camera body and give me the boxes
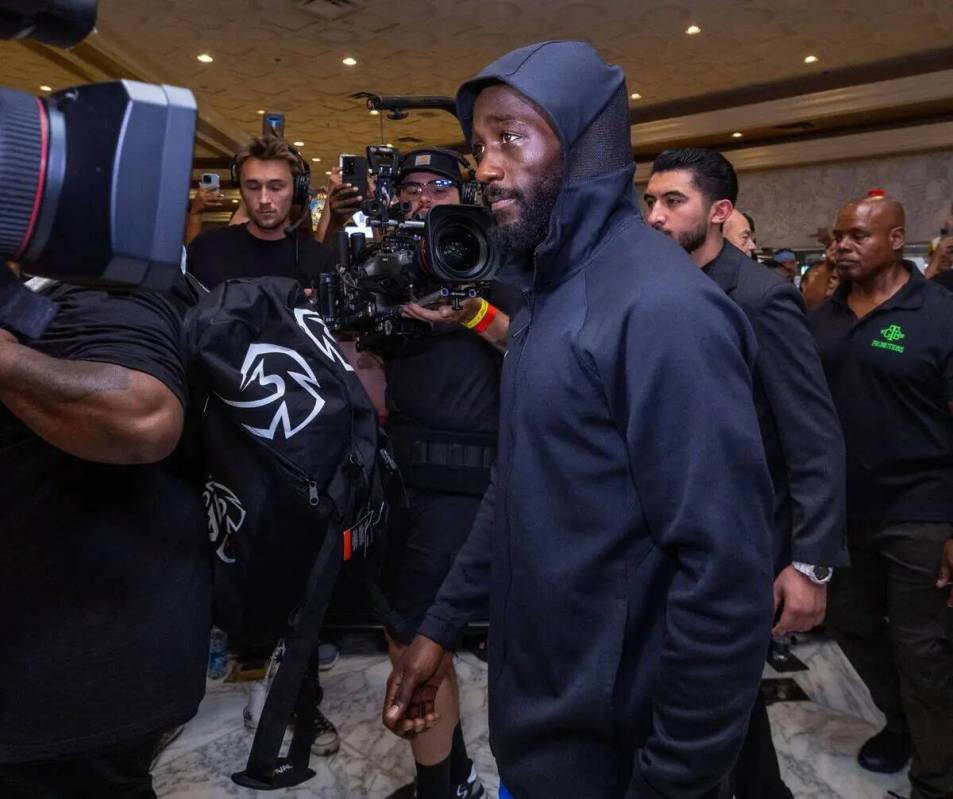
[317,146,500,343]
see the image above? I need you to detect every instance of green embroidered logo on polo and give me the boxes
[872,323,905,353]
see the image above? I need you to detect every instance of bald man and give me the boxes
[724,208,757,258]
[809,196,953,799]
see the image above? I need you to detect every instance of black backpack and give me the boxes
[185,276,387,789]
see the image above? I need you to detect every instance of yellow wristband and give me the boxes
[462,298,489,329]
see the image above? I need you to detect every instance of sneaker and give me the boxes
[310,706,340,756]
[317,641,339,671]
[857,727,911,774]
[455,764,485,799]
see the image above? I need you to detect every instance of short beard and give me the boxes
[486,165,564,261]
[674,219,709,254]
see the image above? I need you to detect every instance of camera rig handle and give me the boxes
[351,93,457,121]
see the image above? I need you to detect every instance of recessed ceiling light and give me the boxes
[197,53,214,63]
[311,157,321,162]
[386,143,393,147]
[293,141,304,147]
[342,57,357,66]
[232,199,239,203]
[39,85,52,92]
[630,92,642,100]
[731,131,743,138]
[369,109,380,115]
[685,25,701,35]
[325,170,332,175]
[804,54,818,64]
[256,109,265,115]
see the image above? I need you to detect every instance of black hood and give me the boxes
[456,40,637,287]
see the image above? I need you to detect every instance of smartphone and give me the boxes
[262,111,285,139]
[200,172,220,190]
[339,154,369,196]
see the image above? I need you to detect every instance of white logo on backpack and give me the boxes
[221,343,326,440]
[203,479,246,564]
[294,309,354,372]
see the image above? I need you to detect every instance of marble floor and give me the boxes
[154,632,912,799]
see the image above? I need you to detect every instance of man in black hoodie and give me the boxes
[383,41,776,799]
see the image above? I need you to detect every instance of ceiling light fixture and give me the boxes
[39,85,52,92]
[325,170,332,175]
[630,92,642,100]
[685,25,701,35]
[731,131,743,138]
[256,109,265,115]
[804,54,818,64]
[197,53,214,63]
[369,109,380,115]
[311,157,320,162]
[293,141,304,146]
[342,57,357,66]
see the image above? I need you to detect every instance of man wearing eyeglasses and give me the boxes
[349,148,518,799]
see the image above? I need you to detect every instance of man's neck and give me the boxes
[246,219,289,241]
[848,259,909,315]
[691,230,724,269]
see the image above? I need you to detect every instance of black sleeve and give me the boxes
[42,284,190,407]
[488,281,524,317]
[752,281,847,566]
[300,236,337,282]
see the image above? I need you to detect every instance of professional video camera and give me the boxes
[316,144,501,342]
[0,0,197,338]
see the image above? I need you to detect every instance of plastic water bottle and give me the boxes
[207,627,228,679]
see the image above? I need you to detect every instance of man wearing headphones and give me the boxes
[187,135,334,290]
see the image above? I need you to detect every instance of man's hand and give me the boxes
[383,634,453,738]
[772,564,827,636]
[937,539,953,608]
[190,185,225,215]
[401,297,482,326]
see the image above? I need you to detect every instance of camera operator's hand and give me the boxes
[401,297,483,326]
[189,185,225,215]
[383,634,453,738]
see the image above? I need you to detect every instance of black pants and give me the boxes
[733,692,794,799]
[0,733,162,799]
[827,520,953,799]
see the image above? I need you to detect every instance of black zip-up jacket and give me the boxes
[418,41,775,799]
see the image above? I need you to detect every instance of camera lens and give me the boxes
[436,225,482,277]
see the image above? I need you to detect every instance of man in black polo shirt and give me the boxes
[809,195,953,799]
[187,135,334,289]
[645,148,847,799]
[0,272,209,797]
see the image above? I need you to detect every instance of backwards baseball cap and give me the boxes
[773,249,797,263]
[397,148,466,184]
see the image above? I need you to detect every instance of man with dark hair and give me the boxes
[810,195,953,799]
[645,147,847,799]
[186,134,339,757]
[0,269,209,797]
[382,42,776,799]
[187,135,333,289]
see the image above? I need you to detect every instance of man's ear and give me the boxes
[711,199,734,226]
[889,225,906,253]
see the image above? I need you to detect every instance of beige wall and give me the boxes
[733,150,953,250]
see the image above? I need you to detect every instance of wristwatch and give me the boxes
[792,561,833,585]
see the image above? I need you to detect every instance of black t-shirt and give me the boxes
[187,223,335,289]
[808,265,953,523]
[0,277,211,763]
[383,282,524,436]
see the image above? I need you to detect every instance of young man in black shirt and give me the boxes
[809,195,953,799]
[645,148,847,799]
[0,272,210,797]
[187,135,334,289]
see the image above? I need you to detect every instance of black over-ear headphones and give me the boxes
[442,149,479,205]
[231,144,311,208]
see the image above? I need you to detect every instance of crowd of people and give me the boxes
[1,38,952,799]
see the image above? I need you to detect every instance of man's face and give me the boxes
[398,170,460,219]
[471,84,563,258]
[644,170,719,254]
[831,202,905,283]
[724,209,756,257]
[801,263,833,309]
[239,157,295,230]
